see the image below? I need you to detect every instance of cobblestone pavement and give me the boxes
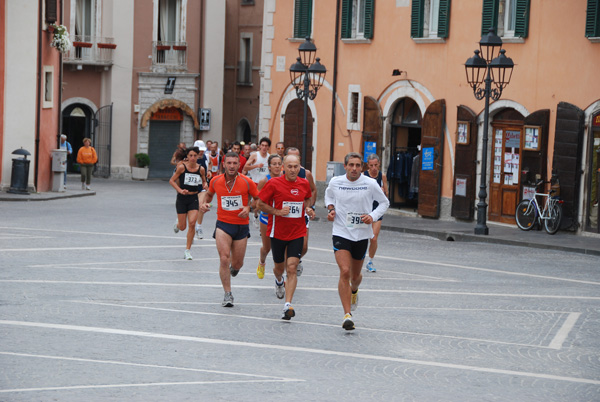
[1,179,599,401]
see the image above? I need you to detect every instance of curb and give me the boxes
[381,224,600,257]
[0,191,96,202]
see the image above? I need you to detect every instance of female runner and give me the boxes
[170,147,205,260]
[254,154,283,279]
[363,154,389,272]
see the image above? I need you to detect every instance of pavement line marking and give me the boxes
[0,351,298,381]
[3,279,600,300]
[1,320,598,386]
[0,245,216,252]
[548,312,581,350]
[0,226,207,240]
[309,246,600,287]
[0,380,297,394]
[68,301,571,350]
[28,258,221,267]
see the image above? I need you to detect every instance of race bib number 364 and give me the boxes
[282,201,303,218]
[221,195,242,211]
[346,212,367,228]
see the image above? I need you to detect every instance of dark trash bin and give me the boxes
[8,148,31,195]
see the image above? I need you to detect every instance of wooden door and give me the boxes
[418,99,445,218]
[451,105,478,220]
[361,96,382,159]
[552,102,585,230]
[284,99,313,171]
[489,125,522,224]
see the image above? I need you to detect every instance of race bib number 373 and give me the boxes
[221,195,242,211]
[346,212,367,228]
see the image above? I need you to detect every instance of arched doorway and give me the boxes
[284,99,313,170]
[361,96,382,160]
[62,104,94,173]
[387,97,422,210]
[148,107,183,179]
[236,119,252,144]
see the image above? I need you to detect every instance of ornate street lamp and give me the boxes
[465,28,514,235]
[289,38,326,167]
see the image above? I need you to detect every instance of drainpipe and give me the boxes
[197,0,205,140]
[34,0,43,190]
[57,1,64,146]
[329,0,341,162]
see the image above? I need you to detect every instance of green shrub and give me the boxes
[134,153,150,168]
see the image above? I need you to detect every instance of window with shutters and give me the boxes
[74,0,97,42]
[238,34,253,86]
[411,0,450,41]
[481,0,530,42]
[293,0,313,39]
[42,66,54,109]
[341,0,374,41]
[347,86,362,130]
[586,0,600,40]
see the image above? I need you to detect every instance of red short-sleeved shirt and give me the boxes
[259,175,312,241]
[209,173,259,225]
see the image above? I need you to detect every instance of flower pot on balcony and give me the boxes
[131,166,149,181]
[173,45,187,51]
[98,43,117,49]
[73,41,93,48]
[156,45,171,51]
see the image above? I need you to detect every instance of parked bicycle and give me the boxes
[515,180,564,234]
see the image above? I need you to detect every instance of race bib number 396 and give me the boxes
[221,195,242,211]
[346,212,367,228]
[282,201,303,218]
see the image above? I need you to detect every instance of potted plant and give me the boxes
[131,153,150,181]
[49,24,72,54]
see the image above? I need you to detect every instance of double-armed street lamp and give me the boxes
[289,38,327,168]
[465,28,515,235]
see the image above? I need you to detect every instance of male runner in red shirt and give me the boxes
[257,154,314,320]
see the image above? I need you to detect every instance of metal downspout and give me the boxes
[329,0,341,161]
[34,0,43,190]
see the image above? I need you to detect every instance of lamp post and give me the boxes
[289,38,326,168]
[465,28,514,235]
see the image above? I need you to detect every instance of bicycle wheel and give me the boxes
[515,199,537,231]
[544,201,562,235]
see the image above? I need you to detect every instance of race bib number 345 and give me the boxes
[346,212,367,228]
[221,195,242,211]
[282,201,303,218]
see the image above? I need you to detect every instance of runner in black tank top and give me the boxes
[170,148,203,261]
[363,154,389,272]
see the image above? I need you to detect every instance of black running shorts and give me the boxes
[176,194,199,214]
[332,235,368,261]
[271,237,304,264]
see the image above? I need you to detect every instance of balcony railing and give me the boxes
[152,41,187,71]
[237,61,253,85]
[63,35,116,66]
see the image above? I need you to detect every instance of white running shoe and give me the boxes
[342,313,355,330]
[252,214,259,229]
[184,249,192,260]
[195,226,203,239]
[296,261,303,277]
[86,185,91,190]
[81,183,85,190]
[173,220,180,233]
[281,304,295,320]
[275,279,285,299]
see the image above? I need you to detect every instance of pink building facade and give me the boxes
[260,0,600,234]
[1,0,65,193]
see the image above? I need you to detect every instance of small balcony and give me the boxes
[152,41,187,72]
[237,61,253,86]
[63,36,116,67]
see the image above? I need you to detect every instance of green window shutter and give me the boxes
[481,0,499,36]
[586,0,600,37]
[364,0,375,39]
[294,0,312,39]
[437,0,451,38]
[341,0,352,38]
[514,0,530,38]
[411,0,424,38]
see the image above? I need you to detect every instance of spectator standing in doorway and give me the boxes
[76,138,97,190]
